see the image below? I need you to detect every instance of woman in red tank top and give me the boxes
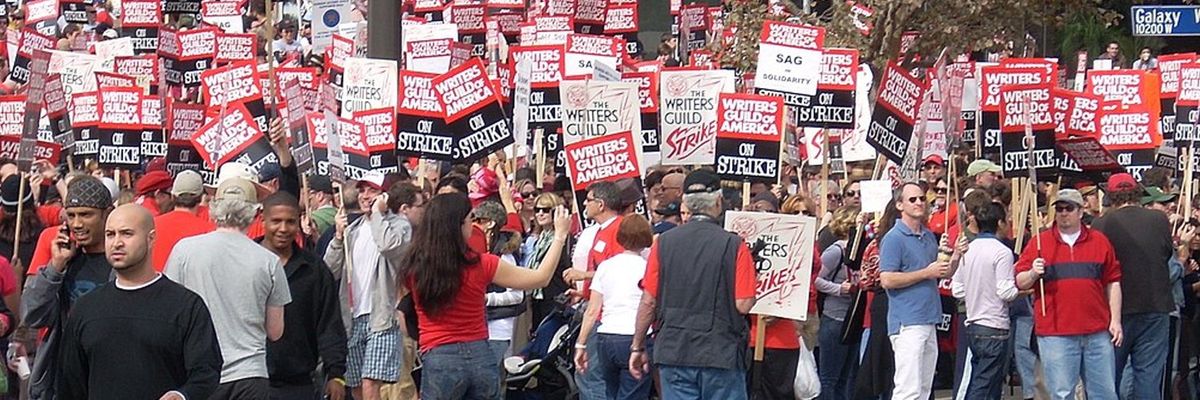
[398,193,570,400]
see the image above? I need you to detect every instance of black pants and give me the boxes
[749,348,800,400]
[210,377,270,400]
[269,381,320,400]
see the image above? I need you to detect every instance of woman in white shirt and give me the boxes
[573,215,655,399]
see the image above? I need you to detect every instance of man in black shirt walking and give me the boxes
[58,205,223,399]
[23,176,115,400]
[260,193,348,400]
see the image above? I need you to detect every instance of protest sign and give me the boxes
[0,96,23,137]
[60,1,88,24]
[998,84,1058,179]
[140,97,166,158]
[97,87,143,167]
[190,104,273,170]
[725,211,817,321]
[95,38,135,66]
[20,50,50,168]
[215,33,256,64]
[564,130,641,191]
[10,29,54,85]
[341,57,398,117]
[200,60,266,130]
[201,1,245,33]
[977,65,1055,157]
[798,48,857,129]
[1057,136,1122,174]
[575,0,605,33]
[560,78,640,145]
[512,58,532,152]
[96,72,138,88]
[70,92,101,159]
[312,0,353,52]
[1056,88,1102,140]
[114,55,159,94]
[867,62,926,164]
[281,78,314,171]
[396,70,455,160]
[0,136,60,165]
[121,0,161,54]
[843,64,877,162]
[25,0,59,37]
[754,21,824,97]
[1159,53,1195,142]
[1098,104,1161,151]
[859,180,892,213]
[1088,69,1160,109]
[622,71,660,157]
[44,75,71,146]
[563,34,623,78]
[530,16,573,45]
[714,93,784,182]
[659,68,734,165]
[161,27,218,88]
[406,38,453,74]
[433,58,514,163]
[1176,62,1200,145]
[351,107,400,175]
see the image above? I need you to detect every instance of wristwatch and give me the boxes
[629,347,645,353]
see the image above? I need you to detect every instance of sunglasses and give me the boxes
[844,190,860,198]
[521,191,536,198]
[935,188,948,194]
[906,196,923,204]
[1054,204,1078,213]
[828,193,843,201]
[534,207,554,214]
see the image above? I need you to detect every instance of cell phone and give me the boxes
[57,225,72,249]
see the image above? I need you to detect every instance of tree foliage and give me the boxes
[713,0,1125,74]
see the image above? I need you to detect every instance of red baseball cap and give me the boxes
[1106,173,1139,193]
[923,154,945,166]
[136,171,173,196]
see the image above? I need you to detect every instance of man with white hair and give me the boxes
[629,169,758,399]
[165,177,292,399]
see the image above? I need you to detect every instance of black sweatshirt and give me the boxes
[57,276,222,400]
[264,242,348,385]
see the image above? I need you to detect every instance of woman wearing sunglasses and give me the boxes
[928,178,957,236]
[522,192,574,326]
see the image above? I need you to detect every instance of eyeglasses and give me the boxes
[1054,204,1078,213]
[906,196,923,204]
[844,190,859,198]
[827,193,843,201]
[534,207,553,214]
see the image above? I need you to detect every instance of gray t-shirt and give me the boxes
[164,230,292,383]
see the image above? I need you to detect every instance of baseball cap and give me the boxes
[1054,189,1085,208]
[101,29,118,39]
[683,169,721,194]
[135,171,172,196]
[216,178,258,203]
[258,163,282,182]
[923,154,945,166]
[967,160,1002,177]
[1106,173,1139,192]
[1141,187,1178,205]
[171,170,205,197]
[654,200,681,216]
[615,177,644,209]
[308,175,334,194]
[217,162,259,185]
[356,171,400,192]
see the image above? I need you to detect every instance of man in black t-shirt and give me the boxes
[22,176,114,400]
[58,205,223,400]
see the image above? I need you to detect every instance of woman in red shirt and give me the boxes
[399,193,570,400]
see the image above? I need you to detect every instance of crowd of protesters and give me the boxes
[0,111,1185,400]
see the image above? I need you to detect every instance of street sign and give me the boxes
[1132,6,1200,36]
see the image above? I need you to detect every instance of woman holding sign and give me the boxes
[398,193,570,400]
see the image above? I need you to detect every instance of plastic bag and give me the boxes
[793,337,820,400]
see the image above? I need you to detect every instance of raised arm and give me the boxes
[493,207,570,290]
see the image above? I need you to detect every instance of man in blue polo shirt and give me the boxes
[880,182,963,400]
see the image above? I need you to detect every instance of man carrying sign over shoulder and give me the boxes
[630,169,757,400]
[879,182,966,400]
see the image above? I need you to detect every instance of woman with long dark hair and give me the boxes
[400,193,570,400]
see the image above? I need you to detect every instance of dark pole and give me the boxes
[367,0,402,61]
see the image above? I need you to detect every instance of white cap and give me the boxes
[217,162,259,186]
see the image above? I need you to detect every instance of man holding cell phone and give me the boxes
[22,176,115,400]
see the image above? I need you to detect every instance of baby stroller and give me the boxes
[503,296,581,400]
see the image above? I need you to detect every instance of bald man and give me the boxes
[57,205,223,400]
[660,172,685,205]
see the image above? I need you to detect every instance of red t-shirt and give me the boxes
[585,215,625,295]
[28,227,58,276]
[642,241,757,300]
[152,210,216,272]
[748,317,800,349]
[413,253,500,352]
[37,204,61,229]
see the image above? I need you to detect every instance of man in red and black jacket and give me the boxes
[1015,188,1122,400]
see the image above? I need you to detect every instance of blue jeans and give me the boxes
[420,340,501,400]
[1038,331,1118,400]
[964,324,1009,400]
[1114,312,1169,400]
[576,330,606,400]
[1010,314,1037,399]
[658,364,747,400]
[818,316,858,400]
[592,334,652,399]
[488,340,510,366]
